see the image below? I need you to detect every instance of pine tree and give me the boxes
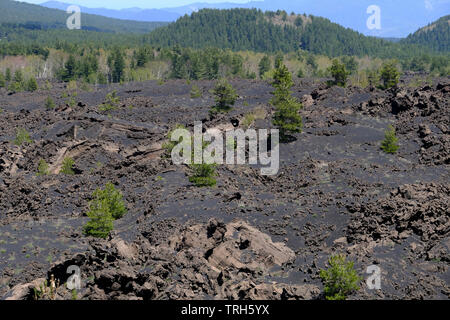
[211,79,238,113]
[380,62,400,89]
[329,59,350,87]
[271,63,303,139]
[5,68,11,82]
[258,55,271,78]
[26,77,38,92]
[381,125,399,154]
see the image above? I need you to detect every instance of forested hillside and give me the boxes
[403,15,450,52]
[0,0,167,33]
[145,9,438,59]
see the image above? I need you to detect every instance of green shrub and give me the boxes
[83,183,127,238]
[60,157,75,175]
[0,73,5,88]
[190,84,202,98]
[26,77,38,92]
[13,128,32,146]
[380,61,400,89]
[45,96,55,110]
[329,59,350,87]
[8,81,23,93]
[189,163,217,187]
[381,125,399,154]
[99,90,120,112]
[36,159,50,176]
[5,68,11,82]
[211,79,238,113]
[320,255,362,300]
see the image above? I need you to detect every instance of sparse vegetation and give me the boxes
[99,90,120,112]
[60,157,75,175]
[37,159,50,176]
[45,96,55,110]
[189,163,217,187]
[190,84,202,98]
[381,125,400,154]
[13,128,32,146]
[320,254,362,300]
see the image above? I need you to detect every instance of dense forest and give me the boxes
[145,9,445,59]
[403,15,450,52]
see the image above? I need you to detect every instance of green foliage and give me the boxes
[109,48,125,83]
[60,157,75,175]
[341,56,358,75]
[83,183,127,238]
[0,73,5,88]
[25,76,38,92]
[319,255,362,300]
[381,125,399,154]
[13,128,32,146]
[147,8,435,59]
[297,68,305,78]
[189,163,217,187]
[45,96,55,110]
[190,84,202,98]
[36,159,49,176]
[0,0,166,34]
[83,198,114,239]
[271,63,303,137]
[99,90,120,112]
[91,183,127,220]
[5,68,11,82]
[258,55,272,78]
[380,61,400,89]
[329,59,350,87]
[211,79,238,113]
[402,15,450,52]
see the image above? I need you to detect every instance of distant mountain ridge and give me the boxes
[0,0,167,33]
[40,0,450,38]
[41,1,180,22]
[402,15,450,52]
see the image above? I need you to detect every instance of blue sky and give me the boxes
[19,0,257,9]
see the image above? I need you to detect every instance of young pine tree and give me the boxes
[381,125,399,154]
[271,63,303,139]
[26,77,38,92]
[380,61,400,89]
[258,55,272,78]
[211,79,238,113]
[83,183,127,238]
[329,59,350,87]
